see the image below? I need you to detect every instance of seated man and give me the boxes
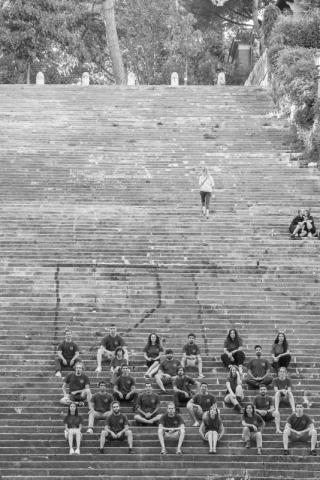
[60,362,91,406]
[134,382,162,425]
[254,384,281,434]
[113,365,138,410]
[96,324,128,373]
[99,401,133,454]
[55,329,80,378]
[245,345,273,389]
[283,403,317,456]
[154,349,181,393]
[289,208,317,239]
[173,366,198,412]
[187,382,217,427]
[199,403,224,454]
[158,402,185,455]
[274,367,295,413]
[181,333,204,378]
[87,381,113,434]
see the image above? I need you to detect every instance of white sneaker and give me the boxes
[95,367,102,373]
[86,428,93,434]
[75,448,80,455]
[192,421,199,427]
[55,371,62,378]
[69,448,74,455]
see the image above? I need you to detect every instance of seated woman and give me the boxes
[64,402,82,455]
[143,333,164,378]
[289,208,317,239]
[224,365,244,412]
[110,347,128,385]
[241,403,265,455]
[221,329,245,372]
[271,332,291,371]
[199,403,225,454]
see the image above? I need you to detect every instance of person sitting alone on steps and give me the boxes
[158,402,185,455]
[283,403,317,456]
[87,381,113,434]
[271,332,291,372]
[154,349,181,393]
[199,403,225,454]
[63,402,82,455]
[253,384,281,434]
[96,324,128,373]
[55,329,80,378]
[173,366,198,412]
[187,382,217,427]
[181,333,204,378]
[60,362,91,406]
[242,403,265,455]
[221,328,245,373]
[110,347,128,385]
[99,401,134,454]
[224,365,244,412]
[143,332,164,378]
[199,163,215,219]
[113,365,138,411]
[273,367,295,413]
[134,382,162,425]
[245,345,273,389]
[289,208,317,239]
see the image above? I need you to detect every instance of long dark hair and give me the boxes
[146,332,160,347]
[243,403,256,420]
[67,403,79,417]
[226,329,240,343]
[274,332,288,352]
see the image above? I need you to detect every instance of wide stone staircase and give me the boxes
[0,85,320,480]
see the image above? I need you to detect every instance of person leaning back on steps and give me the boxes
[199,163,215,219]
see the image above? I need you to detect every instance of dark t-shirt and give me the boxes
[202,411,222,433]
[227,374,238,393]
[192,393,216,411]
[107,412,128,433]
[65,373,90,392]
[160,413,184,428]
[287,413,312,431]
[183,343,200,356]
[58,341,79,360]
[254,395,273,410]
[248,358,270,377]
[243,413,264,431]
[271,344,287,356]
[92,392,113,412]
[174,375,196,394]
[64,415,83,429]
[224,337,243,352]
[111,357,128,370]
[160,358,181,376]
[115,375,135,394]
[143,344,164,359]
[137,392,160,412]
[273,378,291,390]
[102,334,125,351]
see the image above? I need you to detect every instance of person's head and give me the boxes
[165,349,173,360]
[274,332,288,351]
[295,403,304,416]
[278,367,287,380]
[110,324,117,336]
[302,208,311,218]
[115,346,124,358]
[121,365,130,376]
[259,384,267,397]
[145,382,153,394]
[167,402,176,416]
[200,163,208,176]
[177,366,184,377]
[199,382,208,394]
[254,345,262,357]
[98,381,107,392]
[209,403,218,418]
[75,362,83,375]
[65,330,72,342]
[227,329,238,341]
[68,402,78,416]
[147,332,160,346]
[244,403,255,418]
[229,365,238,377]
[112,401,120,414]
[188,333,196,344]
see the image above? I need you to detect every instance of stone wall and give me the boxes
[244,50,270,88]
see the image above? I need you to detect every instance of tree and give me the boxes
[102,0,126,84]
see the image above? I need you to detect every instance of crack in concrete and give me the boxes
[53,264,60,348]
[192,273,209,357]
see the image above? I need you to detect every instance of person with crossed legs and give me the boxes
[283,403,317,456]
[134,382,162,425]
[224,365,244,413]
[60,362,91,406]
[113,365,138,411]
[181,333,204,378]
[154,349,181,393]
[55,329,80,378]
[245,345,273,389]
[158,402,185,455]
[96,324,128,373]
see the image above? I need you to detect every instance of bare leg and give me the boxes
[154,373,166,392]
[177,429,185,453]
[212,431,218,452]
[273,410,281,433]
[126,430,133,448]
[158,428,166,452]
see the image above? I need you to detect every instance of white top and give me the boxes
[199,174,214,193]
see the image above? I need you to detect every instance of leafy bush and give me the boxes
[262,5,280,47]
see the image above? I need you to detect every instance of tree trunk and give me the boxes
[27,64,31,84]
[102,0,126,85]
[252,0,259,32]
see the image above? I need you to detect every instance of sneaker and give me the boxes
[86,428,93,434]
[55,371,62,378]
[95,367,102,373]
[198,373,205,379]
[69,448,74,455]
[160,448,167,455]
[75,448,80,455]
[257,448,262,455]
[176,449,183,455]
[245,441,250,449]
[98,448,104,454]
[283,449,289,455]
[310,450,317,456]
[192,421,200,427]
[234,404,242,413]
[78,401,84,407]
[128,447,133,454]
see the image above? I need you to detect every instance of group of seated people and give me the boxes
[56,326,317,457]
[289,208,318,239]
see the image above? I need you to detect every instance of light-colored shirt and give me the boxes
[199,174,214,193]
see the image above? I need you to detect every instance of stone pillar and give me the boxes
[127,72,136,86]
[82,72,90,86]
[217,71,226,86]
[36,72,45,85]
[171,72,179,87]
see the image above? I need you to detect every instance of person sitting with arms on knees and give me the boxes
[173,366,198,412]
[96,324,128,373]
[113,365,138,411]
[245,345,273,389]
[224,365,244,412]
[110,347,128,385]
[143,332,164,378]
[199,403,225,454]
[289,208,317,239]
[242,403,265,455]
[158,402,185,455]
[154,349,181,393]
[63,402,82,455]
[99,401,133,454]
[274,367,295,413]
[55,329,80,378]
[60,362,91,406]
[134,382,162,425]
[87,381,113,434]
[187,382,217,427]
[254,384,281,434]
[283,403,317,456]
[221,329,245,373]
[271,332,291,372]
[181,333,204,378]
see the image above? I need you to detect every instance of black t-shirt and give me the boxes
[183,343,200,356]
[174,375,196,394]
[273,378,291,390]
[64,415,83,429]
[137,392,160,412]
[254,395,273,410]
[287,413,312,431]
[143,344,164,359]
[65,373,90,392]
[107,412,128,433]
[58,341,79,360]
[111,357,128,370]
[92,392,113,412]
[160,413,184,428]
[160,358,181,376]
[224,337,243,352]
[202,411,222,433]
[115,375,135,394]
[227,374,238,393]
[248,358,270,377]
[192,393,216,411]
[243,413,264,431]
[102,334,125,351]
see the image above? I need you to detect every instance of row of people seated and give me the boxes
[289,208,318,239]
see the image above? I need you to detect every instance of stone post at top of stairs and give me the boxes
[82,72,90,86]
[36,72,45,85]
[171,72,179,87]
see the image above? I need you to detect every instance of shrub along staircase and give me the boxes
[0,85,320,480]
